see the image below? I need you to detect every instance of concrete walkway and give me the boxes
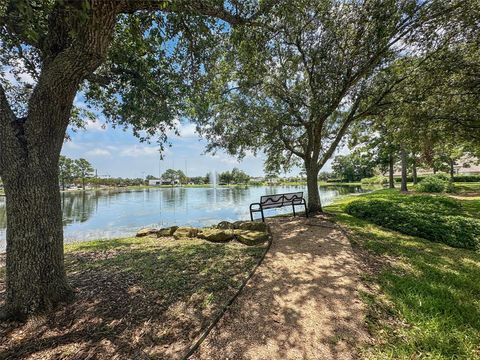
[192,215,368,360]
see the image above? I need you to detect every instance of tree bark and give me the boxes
[401,149,408,192]
[389,153,395,189]
[412,157,418,185]
[305,161,321,213]
[3,164,72,318]
[449,159,455,179]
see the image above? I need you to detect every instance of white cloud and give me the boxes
[3,62,36,86]
[119,145,160,157]
[86,148,112,157]
[164,119,199,139]
[63,141,83,150]
[178,123,198,138]
[84,119,106,132]
[209,153,241,165]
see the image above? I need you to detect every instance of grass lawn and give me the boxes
[326,189,480,359]
[0,236,267,359]
[453,181,480,194]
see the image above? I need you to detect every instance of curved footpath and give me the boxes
[191,215,369,360]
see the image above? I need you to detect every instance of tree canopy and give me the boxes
[196,0,466,211]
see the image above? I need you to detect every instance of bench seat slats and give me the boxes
[249,192,308,221]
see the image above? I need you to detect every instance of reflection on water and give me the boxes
[0,185,368,250]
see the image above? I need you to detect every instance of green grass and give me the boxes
[453,182,480,193]
[326,190,480,359]
[461,197,480,218]
[64,236,266,303]
[1,236,267,358]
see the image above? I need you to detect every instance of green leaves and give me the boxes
[58,156,94,188]
[346,196,480,251]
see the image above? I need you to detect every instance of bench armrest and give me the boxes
[249,202,262,209]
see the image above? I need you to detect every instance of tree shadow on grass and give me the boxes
[339,212,480,358]
[0,238,265,359]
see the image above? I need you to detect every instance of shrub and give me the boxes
[361,176,388,185]
[453,175,480,182]
[395,176,425,183]
[345,198,480,251]
[416,175,450,193]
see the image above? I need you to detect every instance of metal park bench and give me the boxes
[249,192,308,222]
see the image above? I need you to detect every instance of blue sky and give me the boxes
[3,58,341,179]
[62,118,269,178]
[61,117,341,178]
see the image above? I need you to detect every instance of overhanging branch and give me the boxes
[119,0,252,25]
[318,97,361,168]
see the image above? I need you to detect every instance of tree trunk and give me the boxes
[3,164,72,318]
[389,153,395,189]
[82,177,85,190]
[305,162,322,213]
[0,1,119,318]
[401,149,408,192]
[412,157,418,185]
[449,159,455,179]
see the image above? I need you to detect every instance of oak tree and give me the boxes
[0,0,265,318]
[198,0,459,212]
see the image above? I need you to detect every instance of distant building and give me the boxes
[393,156,480,176]
[148,179,180,186]
[250,176,265,182]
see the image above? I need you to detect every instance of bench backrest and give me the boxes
[260,192,304,208]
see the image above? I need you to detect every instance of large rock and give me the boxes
[234,230,269,246]
[173,226,199,239]
[216,221,235,230]
[157,226,179,237]
[198,228,235,243]
[235,221,269,232]
[136,228,159,237]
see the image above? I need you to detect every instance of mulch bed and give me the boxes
[0,239,265,360]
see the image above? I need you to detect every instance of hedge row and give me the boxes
[393,175,480,183]
[345,197,480,251]
[361,176,388,185]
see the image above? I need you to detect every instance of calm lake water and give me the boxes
[0,185,367,251]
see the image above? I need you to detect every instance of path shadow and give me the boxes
[193,215,369,360]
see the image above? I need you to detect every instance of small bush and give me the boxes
[416,175,450,193]
[361,176,388,185]
[345,198,480,251]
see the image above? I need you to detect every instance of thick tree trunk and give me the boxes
[0,1,119,319]
[305,162,321,213]
[401,149,408,192]
[412,157,418,185]
[389,153,395,189]
[3,164,72,318]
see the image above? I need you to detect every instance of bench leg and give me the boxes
[261,209,265,222]
[304,203,308,218]
[250,210,254,221]
[292,204,296,217]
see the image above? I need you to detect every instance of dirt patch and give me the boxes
[192,215,370,360]
[0,238,266,359]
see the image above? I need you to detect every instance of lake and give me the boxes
[0,185,367,251]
